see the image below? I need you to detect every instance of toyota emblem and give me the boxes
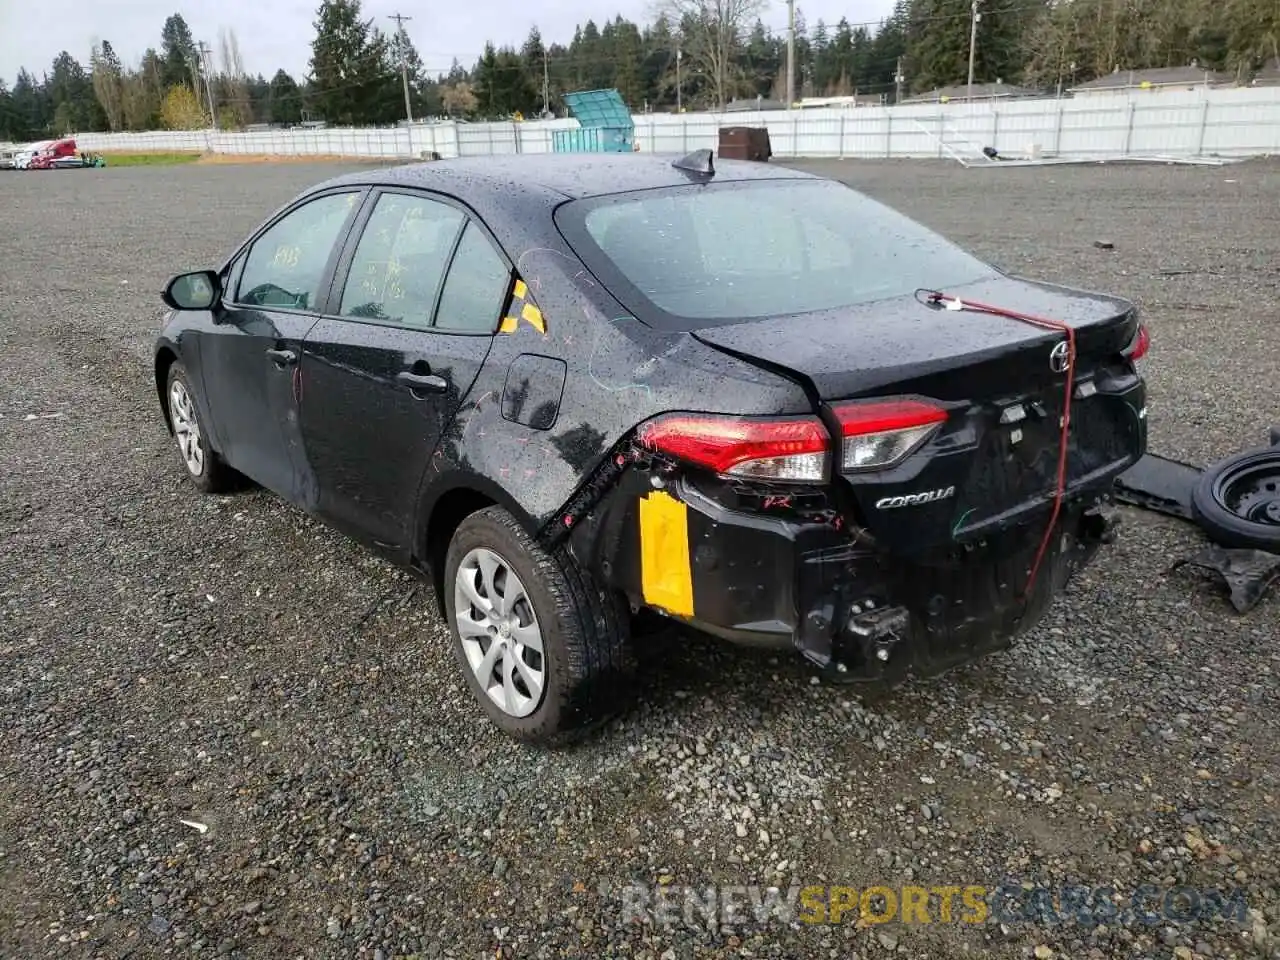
[1048,340,1071,374]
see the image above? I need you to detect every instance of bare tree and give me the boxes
[217,27,253,128]
[652,0,768,109]
[90,40,125,131]
[441,81,478,116]
[118,52,165,130]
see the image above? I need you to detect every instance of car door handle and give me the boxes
[396,371,449,394]
[265,348,298,367]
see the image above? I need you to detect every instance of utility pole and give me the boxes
[196,41,216,127]
[786,0,796,109]
[894,56,905,105]
[966,0,981,102]
[675,46,682,113]
[542,50,549,117]
[388,12,414,124]
[1056,59,1076,98]
[186,54,201,97]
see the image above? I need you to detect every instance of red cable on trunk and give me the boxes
[921,291,1077,603]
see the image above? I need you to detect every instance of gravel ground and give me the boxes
[1,157,1278,960]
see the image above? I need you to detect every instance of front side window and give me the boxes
[338,192,465,329]
[237,191,360,310]
[557,179,1000,328]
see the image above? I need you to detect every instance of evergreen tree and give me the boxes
[521,27,549,114]
[870,0,910,98]
[609,17,646,106]
[308,0,390,124]
[3,0,1275,136]
[9,69,52,138]
[47,51,103,133]
[811,20,831,91]
[0,80,17,140]
[642,16,678,108]
[474,42,537,117]
[267,69,303,124]
[743,20,782,99]
[906,0,1045,93]
[793,8,813,97]
[160,13,198,90]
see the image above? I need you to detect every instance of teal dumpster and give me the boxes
[553,89,635,154]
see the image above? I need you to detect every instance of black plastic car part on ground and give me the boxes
[1171,546,1280,613]
[1114,452,1201,519]
[1111,434,1280,612]
[1115,428,1280,542]
[152,153,1149,743]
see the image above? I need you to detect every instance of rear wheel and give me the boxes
[166,363,235,494]
[443,506,632,744]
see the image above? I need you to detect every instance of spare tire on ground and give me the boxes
[1190,440,1280,552]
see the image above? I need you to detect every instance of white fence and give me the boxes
[73,85,1280,161]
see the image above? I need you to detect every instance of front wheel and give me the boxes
[443,506,633,744]
[165,362,236,494]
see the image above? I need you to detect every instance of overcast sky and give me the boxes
[1,0,897,85]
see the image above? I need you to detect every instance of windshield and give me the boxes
[556,178,1000,329]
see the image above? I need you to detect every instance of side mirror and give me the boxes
[162,270,220,311]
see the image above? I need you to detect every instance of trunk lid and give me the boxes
[690,276,1139,402]
[691,276,1146,553]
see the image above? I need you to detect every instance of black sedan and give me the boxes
[154,151,1149,743]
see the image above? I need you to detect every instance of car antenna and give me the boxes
[672,148,715,177]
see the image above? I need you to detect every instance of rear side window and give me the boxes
[434,221,511,333]
[556,179,999,328]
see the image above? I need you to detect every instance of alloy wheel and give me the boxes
[169,379,206,477]
[453,546,546,718]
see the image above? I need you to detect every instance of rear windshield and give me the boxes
[555,178,1000,329]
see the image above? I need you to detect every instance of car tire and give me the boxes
[165,362,236,495]
[443,505,633,745]
[1190,445,1280,552]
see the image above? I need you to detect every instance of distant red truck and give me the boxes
[27,138,84,169]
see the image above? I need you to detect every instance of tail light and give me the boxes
[831,399,949,471]
[1123,323,1150,362]
[637,413,831,483]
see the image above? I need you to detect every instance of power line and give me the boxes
[200,29,1033,109]
[10,0,1051,92]
[77,0,1062,116]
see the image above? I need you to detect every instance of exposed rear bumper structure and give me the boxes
[566,458,1126,682]
[790,500,1119,680]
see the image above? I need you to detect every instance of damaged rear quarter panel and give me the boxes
[421,232,812,542]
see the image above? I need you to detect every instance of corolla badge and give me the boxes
[875,486,956,509]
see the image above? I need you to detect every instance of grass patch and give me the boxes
[194,152,405,165]
[99,151,203,166]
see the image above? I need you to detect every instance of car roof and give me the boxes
[314,153,824,203]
